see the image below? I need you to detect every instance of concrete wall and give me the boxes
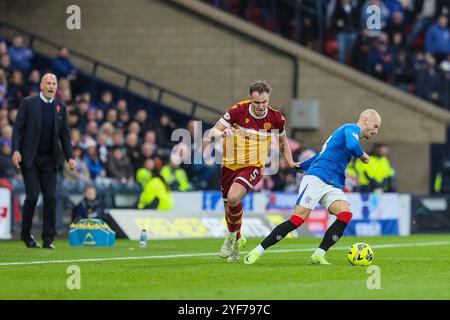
[1,0,449,194]
[0,0,294,123]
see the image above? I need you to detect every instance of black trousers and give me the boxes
[21,154,57,243]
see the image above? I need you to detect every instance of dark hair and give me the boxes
[151,166,170,192]
[83,184,96,193]
[249,80,272,95]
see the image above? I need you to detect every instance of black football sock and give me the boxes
[318,212,352,252]
[261,215,304,249]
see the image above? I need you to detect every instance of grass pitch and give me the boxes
[0,234,449,300]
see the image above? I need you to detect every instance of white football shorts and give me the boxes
[295,175,348,210]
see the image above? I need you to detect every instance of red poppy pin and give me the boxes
[56,105,61,113]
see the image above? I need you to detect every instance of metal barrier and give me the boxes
[0,20,222,119]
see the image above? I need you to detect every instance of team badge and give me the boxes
[263,122,271,130]
[245,118,250,124]
[224,112,231,120]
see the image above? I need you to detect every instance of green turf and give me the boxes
[0,234,449,299]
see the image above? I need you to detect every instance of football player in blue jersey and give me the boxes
[244,109,381,265]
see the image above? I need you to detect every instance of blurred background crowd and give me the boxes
[0,31,429,205]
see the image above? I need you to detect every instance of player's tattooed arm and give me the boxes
[279,134,299,169]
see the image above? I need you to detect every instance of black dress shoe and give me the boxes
[42,243,55,249]
[22,235,41,248]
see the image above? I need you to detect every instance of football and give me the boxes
[347,243,374,266]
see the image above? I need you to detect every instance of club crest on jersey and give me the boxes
[263,122,271,130]
[245,118,250,124]
[224,112,231,120]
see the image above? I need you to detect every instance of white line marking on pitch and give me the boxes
[0,241,449,267]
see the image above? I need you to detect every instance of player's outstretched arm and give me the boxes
[298,153,319,172]
[345,128,365,157]
[279,134,299,169]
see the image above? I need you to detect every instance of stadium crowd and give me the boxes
[1,31,447,202]
[203,0,450,111]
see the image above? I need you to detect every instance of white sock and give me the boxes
[254,244,265,255]
[313,248,326,256]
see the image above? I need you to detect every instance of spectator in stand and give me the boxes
[425,14,450,64]
[393,49,415,92]
[161,155,192,191]
[99,122,114,146]
[8,35,33,73]
[76,100,89,131]
[356,143,396,192]
[417,53,441,104]
[0,139,19,179]
[127,120,141,139]
[0,41,7,58]
[406,0,440,48]
[384,0,408,21]
[70,128,82,147]
[106,145,133,183]
[124,132,141,174]
[52,46,76,80]
[385,11,407,52]
[0,54,11,75]
[135,109,151,133]
[27,69,41,95]
[85,107,97,124]
[111,128,124,147]
[56,78,72,103]
[184,119,219,189]
[116,99,128,113]
[155,113,176,150]
[7,70,28,109]
[137,142,155,169]
[333,0,359,64]
[413,50,427,74]
[63,145,91,187]
[96,132,110,164]
[84,120,99,141]
[84,140,106,180]
[143,130,158,153]
[97,90,114,113]
[105,108,118,127]
[136,158,174,210]
[116,110,130,129]
[0,69,7,108]
[68,110,81,130]
[77,91,95,109]
[368,34,394,81]
[71,185,104,222]
[1,125,13,145]
[96,108,105,126]
[8,108,17,125]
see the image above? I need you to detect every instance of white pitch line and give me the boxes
[0,241,449,267]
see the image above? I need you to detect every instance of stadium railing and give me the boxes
[0,20,222,120]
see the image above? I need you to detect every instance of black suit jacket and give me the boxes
[12,94,73,168]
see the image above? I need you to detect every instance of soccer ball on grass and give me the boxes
[347,243,374,266]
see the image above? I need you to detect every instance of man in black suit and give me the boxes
[12,73,77,249]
